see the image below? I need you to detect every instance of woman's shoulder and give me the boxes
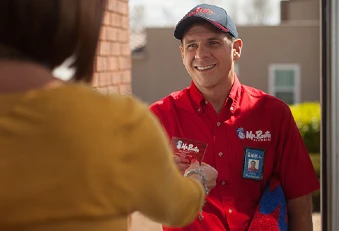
[45,84,151,127]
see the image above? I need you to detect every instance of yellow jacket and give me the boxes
[0,84,204,231]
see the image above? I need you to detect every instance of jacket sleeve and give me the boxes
[116,97,205,227]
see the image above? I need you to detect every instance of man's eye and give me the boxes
[210,41,219,45]
[187,44,196,49]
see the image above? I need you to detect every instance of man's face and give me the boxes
[251,161,256,169]
[180,22,242,91]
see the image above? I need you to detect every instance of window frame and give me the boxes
[268,64,301,104]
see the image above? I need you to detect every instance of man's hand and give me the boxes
[174,155,190,174]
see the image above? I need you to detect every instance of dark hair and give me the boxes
[225,33,235,42]
[0,0,107,83]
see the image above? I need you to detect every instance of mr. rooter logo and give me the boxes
[176,140,200,153]
[171,137,208,163]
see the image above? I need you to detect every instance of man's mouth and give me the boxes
[195,64,216,71]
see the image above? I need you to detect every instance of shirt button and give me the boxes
[205,100,208,105]
[218,152,223,157]
[230,106,234,111]
[221,181,226,185]
[229,208,233,213]
[197,108,201,112]
[217,122,221,126]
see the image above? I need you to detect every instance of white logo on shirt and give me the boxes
[237,128,271,142]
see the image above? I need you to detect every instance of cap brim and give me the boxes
[174,16,230,40]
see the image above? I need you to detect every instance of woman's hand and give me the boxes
[185,160,218,194]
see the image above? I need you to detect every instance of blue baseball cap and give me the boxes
[174,4,239,40]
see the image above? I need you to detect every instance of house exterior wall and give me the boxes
[93,0,132,95]
[237,24,320,102]
[132,28,190,103]
[281,0,320,22]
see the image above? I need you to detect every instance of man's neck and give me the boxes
[198,77,234,114]
[203,90,228,114]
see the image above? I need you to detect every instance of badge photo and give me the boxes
[242,147,265,180]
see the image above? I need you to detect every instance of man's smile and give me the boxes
[195,64,216,71]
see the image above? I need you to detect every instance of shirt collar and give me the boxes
[189,81,205,109]
[229,74,241,113]
[188,73,242,114]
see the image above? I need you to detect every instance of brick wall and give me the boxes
[92,0,131,95]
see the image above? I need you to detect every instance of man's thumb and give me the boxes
[191,159,199,165]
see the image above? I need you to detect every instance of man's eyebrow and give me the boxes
[185,39,196,44]
[207,36,223,41]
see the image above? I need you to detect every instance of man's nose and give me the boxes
[194,46,210,60]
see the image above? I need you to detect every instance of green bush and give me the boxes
[310,153,320,212]
[290,102,321,153]
[310,153,320,178]
[312,189,320,212]
[290,103,321,211]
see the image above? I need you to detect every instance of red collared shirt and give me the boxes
[149,76,320,231]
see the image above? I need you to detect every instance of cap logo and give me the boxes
[187,7,214,17]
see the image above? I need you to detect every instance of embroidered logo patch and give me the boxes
[236,127,246,140]
[236,128,271,142]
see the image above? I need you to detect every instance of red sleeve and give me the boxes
[149,102,172,141]
[275,104,320,200]
[149,103,165,127]
[149,103,160,118]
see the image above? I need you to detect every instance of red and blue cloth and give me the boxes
[248,175,288,231]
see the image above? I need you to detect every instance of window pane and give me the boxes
[275,70,295,87]
[275,91,295,105]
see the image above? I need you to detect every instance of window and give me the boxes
[268,64,301,105]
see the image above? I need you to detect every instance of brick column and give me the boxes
[93,0,131,95]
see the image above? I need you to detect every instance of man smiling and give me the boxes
[150,3,319,231]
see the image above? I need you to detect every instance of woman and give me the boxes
[0,1,218,230]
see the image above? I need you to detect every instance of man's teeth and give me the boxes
[196,65,215,70]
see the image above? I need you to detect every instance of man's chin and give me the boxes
[197,82,218,89]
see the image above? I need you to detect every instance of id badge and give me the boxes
[242,147,265,180]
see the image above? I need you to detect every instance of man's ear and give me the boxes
[233,39,243,61]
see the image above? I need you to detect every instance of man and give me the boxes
[248,160,258,172]
[149,3,319,231]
